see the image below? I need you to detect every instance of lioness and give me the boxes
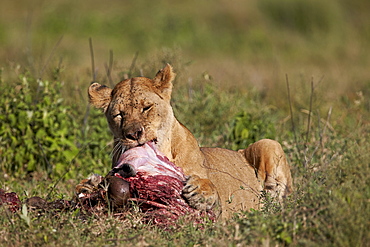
[88,64,293,218]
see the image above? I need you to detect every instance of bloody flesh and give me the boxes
[0,189,21,213]
[112,142,216,224]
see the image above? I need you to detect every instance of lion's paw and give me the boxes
[182,175,221,215]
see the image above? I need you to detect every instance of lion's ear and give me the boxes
[153,64,175,99]
[88,82,112,111]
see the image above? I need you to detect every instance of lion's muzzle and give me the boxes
[124,123,144,141]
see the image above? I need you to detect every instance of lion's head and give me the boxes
[88,64,176,164]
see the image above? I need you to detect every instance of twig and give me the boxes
[323,106,333,135]
[305,77,314,147]
[105,49,114,87]
[89,37,96,81]
[286,74,306,167]
[306,110,321,165]
[45,144,89,201]
[39,35,64,79]
[285,74,298,148]
[37,140,53,177]
[319,106,333,150]
[128,51,139,78]
[81,38,95,138]
[300,109,334,132]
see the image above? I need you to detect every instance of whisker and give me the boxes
[110,142,121,158]
[110,139,128,160]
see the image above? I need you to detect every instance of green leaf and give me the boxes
[241,129,249,139]
[8,113,16,125]
[20,204,31,227]
[62,149,79,161]
[36,128,47,139]
[27,156,36,172]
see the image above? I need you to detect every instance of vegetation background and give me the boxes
[0,0,369,246]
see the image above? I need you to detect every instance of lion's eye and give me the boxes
[113,112,123,119]
[142,105,153,113]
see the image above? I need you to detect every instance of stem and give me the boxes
[305,77,314,147]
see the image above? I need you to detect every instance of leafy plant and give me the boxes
[0,74,79,177]
[0,72,111,179]
[172,82,245,147]
[229,110,277,150]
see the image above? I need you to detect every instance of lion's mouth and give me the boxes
[138,138,157,147]
[121,138,158,150]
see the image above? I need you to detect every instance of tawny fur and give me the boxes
[88,64,293,218]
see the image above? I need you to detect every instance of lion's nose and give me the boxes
[125,126,144,141]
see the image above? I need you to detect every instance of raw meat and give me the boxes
[113,141,185,182]
[0,189,21,213]
[111,141,216,225]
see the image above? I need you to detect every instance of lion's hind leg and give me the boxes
[238,139,293,200]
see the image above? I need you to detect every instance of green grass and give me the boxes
[1,0,370,246]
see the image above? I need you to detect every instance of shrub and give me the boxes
[0,72,111,179]
[229,109,277,150]
[172,82,245,147]
[0,75,79,177]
